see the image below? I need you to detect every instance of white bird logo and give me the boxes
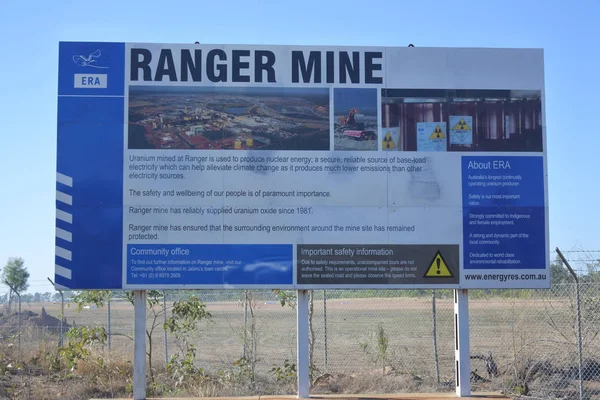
[72,49,108,68]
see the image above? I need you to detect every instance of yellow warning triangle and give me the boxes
[429,125,445,140]
[452,118,471,131]
[424,251,453,277]
[382,131,396,149]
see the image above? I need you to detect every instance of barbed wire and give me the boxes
[560,250,600,254]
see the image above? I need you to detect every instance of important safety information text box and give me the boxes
[297,245,459,286]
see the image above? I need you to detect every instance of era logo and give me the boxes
[74,74,107,88]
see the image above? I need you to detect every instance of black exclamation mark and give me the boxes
[436,257,441,275]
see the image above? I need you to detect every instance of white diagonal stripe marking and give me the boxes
[55,265,72,280]
[56,209,73,224]
[56,246,72,261]
[56,172,73,187]
[56,190,72,205]
[56,227,72,242]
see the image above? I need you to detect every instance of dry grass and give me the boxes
[0,290,596,399]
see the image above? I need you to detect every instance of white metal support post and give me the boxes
[134,290,147,400]
[454,289,471,397]
[297,290,310,398]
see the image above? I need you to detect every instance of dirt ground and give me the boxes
[333,131,378,151]
[333,116,378,151]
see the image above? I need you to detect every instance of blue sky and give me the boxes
[334,89,378,115]
[0,0,598,293]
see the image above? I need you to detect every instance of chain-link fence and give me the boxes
[0,283,599,399]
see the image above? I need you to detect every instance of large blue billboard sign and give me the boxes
[55,42,549,290]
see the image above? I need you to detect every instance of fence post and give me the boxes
[242,290,248,359]
[163,290,168,368]
[18,293,21,359]
[323,289,328,373]
[60,290,64,347]
[556,247,584,400]
[47,277,64,347]
[6,283,21,360]
[432,289,440,385]
[107,297,111,351]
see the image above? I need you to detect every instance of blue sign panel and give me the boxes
[56,41,548,290]
[56,96,125,289]
[461,156,546,271]
[58,42,125,96]
[126,244,293,287]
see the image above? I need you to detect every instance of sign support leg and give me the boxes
[297,290,310,398]
[454,289,470,397]
[134,290,147,400]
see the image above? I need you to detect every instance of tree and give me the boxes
[2,257,30,313]
[582,258,600,283]
[71,289,212,392]
[550,256,571,286]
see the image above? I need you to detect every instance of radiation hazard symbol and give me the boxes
[452,118,471,132]
[424,250,454,278]
[429,125,445,140]
[382,131,396,149]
